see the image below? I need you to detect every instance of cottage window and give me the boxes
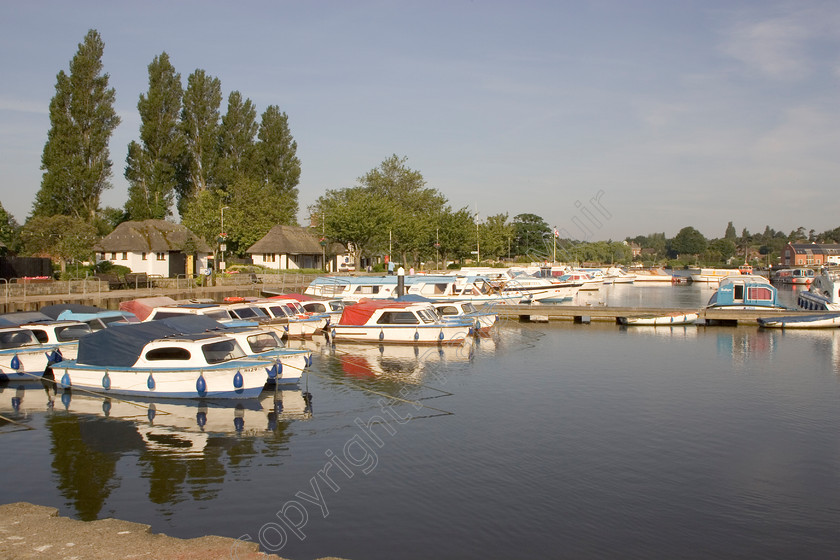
[263,254,276,262]
[110,253,117,260]
[156,252,166,261]
[141,252,147,260]
[121,252,127,260]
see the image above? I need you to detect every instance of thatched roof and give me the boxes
[247,225,343,255]
[94,220,211,253]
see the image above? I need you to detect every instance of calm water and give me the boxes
[3,283,840,559]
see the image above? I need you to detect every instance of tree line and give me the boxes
[1,29,838,272]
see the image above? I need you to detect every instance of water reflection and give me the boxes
[0,382,311,520]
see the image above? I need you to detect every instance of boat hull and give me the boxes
[52,360,271,399]
[619,312,699,326]
[329,323,471,344]
[757,313,840,329]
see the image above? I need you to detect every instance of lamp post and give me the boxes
[220,206,229,272]
[434,227,440,272]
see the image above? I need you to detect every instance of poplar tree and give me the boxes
[124,52,184,220]
[217,91,258,191]
[256,105,301,224]
[33,29,120,221]
[177,69,222,215]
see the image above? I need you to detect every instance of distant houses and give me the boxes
[782,243,840,266]
[94,220,212,276]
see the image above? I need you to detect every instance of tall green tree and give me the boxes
[124,52,184,220]
[314,187,395,267]
[256,105,300,225]
[724,221,736,240]
[0,202,20,253]
[511,213,550,257]
[177,69,222,215]
[216,91,258,190]
[434,206,475,266]
[358,155,446,265]
[20,215,98,272]
[671,226,708,257]
[480,213,513,261]
[33,29,120,221]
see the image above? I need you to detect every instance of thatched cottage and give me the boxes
[247,225,349,271]
[94,220,212,277]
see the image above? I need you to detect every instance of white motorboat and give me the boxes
[54,322,272,399]
[797,267,840,311]
[328,300,472,344]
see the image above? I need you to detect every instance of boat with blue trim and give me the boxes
[328,300,472,344]
[706,275,788,310]
[53,322,272,399]
[757,312,840,329]
[797,267,840,311]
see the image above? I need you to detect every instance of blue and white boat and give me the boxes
[152,315,311,385]
[0,324,68,382]
[53,322,273,399]
[797,267,840,311]
[706,275,788,310]
[757,312,840,329]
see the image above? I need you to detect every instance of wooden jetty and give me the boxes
[494,304,829,327]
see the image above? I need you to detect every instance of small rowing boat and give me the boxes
[619,312,699,326]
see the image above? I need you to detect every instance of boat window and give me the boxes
[146,347,191,361]
[417,309,438,323]
[150,310,189,320]
[306,303,326,313]
[329,301,346,311]
[86,319,106,331]
[355,285,380,294]
[202,339,246,364]
[463,303,478,313]
[247,332,282,353]
[377,311,419,325]
[734,285,744,300]
[231,306,266,319]
[100,316,131,327]
[433,283,449,294]
[268,305,291,318]
[438,306,458,316]
[204,309,233,320]
[28,329,49,344]
[56,324,92,341]
[0,330,38,349]
[748,287,773,301]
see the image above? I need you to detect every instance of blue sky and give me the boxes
[1,0,838,241]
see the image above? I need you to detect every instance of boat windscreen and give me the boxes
[202,339,246,364]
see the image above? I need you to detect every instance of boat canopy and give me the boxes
[338,300,416,325]
[0,311,55,324]
[119,296,178,321]
[40,304,105,318]
[75,321,217,367]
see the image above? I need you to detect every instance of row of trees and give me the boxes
[16,29,301,268]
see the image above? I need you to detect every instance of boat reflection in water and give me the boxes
[0,380,312,441]
[327,339,480,381]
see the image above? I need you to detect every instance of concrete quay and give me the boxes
[0,502,315,559]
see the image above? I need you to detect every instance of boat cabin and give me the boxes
[707,275,782,309]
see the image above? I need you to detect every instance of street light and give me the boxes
[220,206,229,272]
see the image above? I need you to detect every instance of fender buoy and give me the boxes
[224,296,245,303]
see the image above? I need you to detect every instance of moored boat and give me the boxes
[328,300,472,344]
[757,312,840,329]
[618,312,699,326]
[690,268,742,283]
[796,267,840,311]
[706,275,788,310]
[54,322,273,399]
